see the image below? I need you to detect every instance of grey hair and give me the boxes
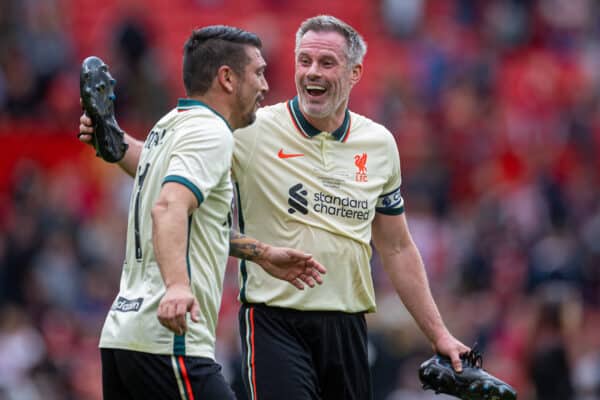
[295,15,367,66]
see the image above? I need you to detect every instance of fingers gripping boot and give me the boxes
[418,348,517,400]
[80,56,128,163]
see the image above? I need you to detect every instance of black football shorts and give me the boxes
[239,303,373,400]
[101,348,235,400]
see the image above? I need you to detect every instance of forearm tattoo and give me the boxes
[229,230,263,260]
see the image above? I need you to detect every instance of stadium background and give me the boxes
[1,0,600,399]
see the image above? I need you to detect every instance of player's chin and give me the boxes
[241,111,257,128]
[304,104,330,119]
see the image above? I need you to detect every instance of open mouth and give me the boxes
[306,85,327,97]
[255,96,264,109]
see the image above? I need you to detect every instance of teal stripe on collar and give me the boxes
[333,108,351,142]
[176,98,232,132]
[289,96,350,141]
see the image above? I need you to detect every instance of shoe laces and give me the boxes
[461,344,483,368]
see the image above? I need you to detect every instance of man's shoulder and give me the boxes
[349,111,394,140]
[235,101,289,138]
[168,107,231,136]
[256,101,288,120]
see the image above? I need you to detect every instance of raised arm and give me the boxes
[372,212,469,371]
[78,113,142,177]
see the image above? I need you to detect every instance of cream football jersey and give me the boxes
[233,97,404,313]
[100,99,234,358]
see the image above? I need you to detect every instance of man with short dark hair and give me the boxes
[94,25,324,400]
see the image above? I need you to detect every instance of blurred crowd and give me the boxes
[1,0,600,399]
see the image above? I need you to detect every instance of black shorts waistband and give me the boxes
[241,302,366,317]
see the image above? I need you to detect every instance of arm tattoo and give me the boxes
[229,230,264,260]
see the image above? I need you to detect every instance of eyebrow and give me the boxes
[297,52,338,61]
[296,50,337,58]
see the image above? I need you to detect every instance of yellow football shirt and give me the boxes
[233,97,404,313]
[100,99,233,358]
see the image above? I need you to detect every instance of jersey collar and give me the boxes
[176,98,232,132]
[287,96,351,142]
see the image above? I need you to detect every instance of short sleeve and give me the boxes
[376,135,404,215]
[163,119,233,206]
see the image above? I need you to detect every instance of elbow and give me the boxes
[375,239,412,260]
[151,200,169,223]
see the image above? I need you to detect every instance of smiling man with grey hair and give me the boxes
[295,14,368,66]
[233,14,468,400]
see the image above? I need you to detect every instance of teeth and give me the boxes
[306,85,325,91]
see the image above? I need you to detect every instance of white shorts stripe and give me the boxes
[245,309,255,400]
[171,355,187,400]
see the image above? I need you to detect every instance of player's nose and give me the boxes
[306,62,322,79]
[260,75,269,93]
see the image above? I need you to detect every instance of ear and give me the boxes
[216,65,237,94]
[350,63,363,87]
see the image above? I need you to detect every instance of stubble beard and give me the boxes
[300,90,348,121]
[299,93,332,119]
[236,90,258,129]
[243,111,256,127]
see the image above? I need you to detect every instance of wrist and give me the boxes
[252,242,270,263]
[165,281,190,290]
[431,329,452,347]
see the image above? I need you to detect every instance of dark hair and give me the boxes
[182,25,262,96]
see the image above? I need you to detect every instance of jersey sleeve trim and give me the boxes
[163,175,205,206]
[376,205,405,215]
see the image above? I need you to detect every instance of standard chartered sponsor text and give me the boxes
[313,192,370,220]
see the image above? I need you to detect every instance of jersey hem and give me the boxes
[99,341,215,359]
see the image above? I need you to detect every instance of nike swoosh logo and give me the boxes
[278,149,304,159]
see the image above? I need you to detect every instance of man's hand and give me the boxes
[157,283,200,336]
[77,107,141,177]
[78,112,94,145]
[433,333,470,372]
[254,246,326,290]
[419,346,517,399]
